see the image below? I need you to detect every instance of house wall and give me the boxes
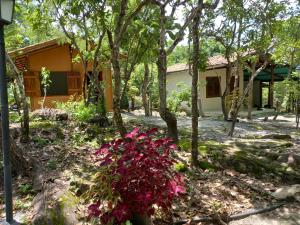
[253,80,261,108]
[26,44,113,111]
[166,67,244,112]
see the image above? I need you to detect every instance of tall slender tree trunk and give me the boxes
[12,82,21,115]
[229,63,240,120]
[221,62,232,120]
[229,60,268,136]
[111,47,127,136]
[6,53,29,142]
[142,63,150,117]
[197,98,205,117]
[157,5,178,142]
[228,61,240,136]
[191,5,200,167]
[247,78,253,120]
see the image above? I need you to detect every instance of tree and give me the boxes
[228,0,284,136]
[4,0,56,142]
[207,0,239,121]
[106,0,151,136]
[48,0,108,116]
[142,63,150,116]
[273,11,300,113]
[190,0,220,167]
[153,0,209,142]
[6,53,30,142]
[40,67,51,111]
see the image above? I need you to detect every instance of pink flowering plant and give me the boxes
[87,128,185,224]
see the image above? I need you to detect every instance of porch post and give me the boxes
[269,65,274,108]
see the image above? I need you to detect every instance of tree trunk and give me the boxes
[111,47,127,137]
[131,97,135,111]
[197,98,205,117]
[12,82,21,115]
[228,57,241,136]
[273,100,280,120]
[247,78,253,120]
[157,5,178,142]
[229,60,268,136]
[142,63,150,117]
[6,53,30,141]
[229,74,239,120]
[191,7,200,167]
[221,63,232,120]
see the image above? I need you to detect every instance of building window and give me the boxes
[206,76,221,98]
[41,72,68,96]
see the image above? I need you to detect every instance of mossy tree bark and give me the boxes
[191,2,200,167]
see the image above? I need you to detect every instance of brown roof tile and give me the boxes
[167,55,228,73]
[8,39,63,58]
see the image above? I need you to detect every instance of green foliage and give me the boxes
[6,0,60,51]
[32,136,49,147]
[120,94,129,110]
[18,183,33,195]
[178,139,191,152]
[10,112,22,123]
[174,162,188,172]
[56,99,97,123]
[40,67,51,89]
[167,83,191,113]
[167,39,225,67]
[273,72,300,110]
[198,161,217,171]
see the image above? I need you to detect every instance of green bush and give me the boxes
[174,162,188,172]
[167,83,191,113]
[120,93,129,110]
[18,183,33,195]
[56,99,97,123]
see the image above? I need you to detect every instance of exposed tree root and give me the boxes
[173,203,285,225]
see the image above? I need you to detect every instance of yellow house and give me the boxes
[167,55,244,112]
[9,39,113,111]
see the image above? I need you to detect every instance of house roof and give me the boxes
[8,39,64,58]
[167,55,228,73]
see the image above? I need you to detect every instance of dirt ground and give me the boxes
[0,110,299,225]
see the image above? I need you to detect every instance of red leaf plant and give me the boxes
[88,128,185,224]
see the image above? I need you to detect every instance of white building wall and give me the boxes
[166,67,244,112]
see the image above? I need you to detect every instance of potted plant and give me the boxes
[87,128,185,225]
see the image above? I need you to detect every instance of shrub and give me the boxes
[174,162,188,172]
[56,99,97,122]
[88,128,185,224]
[167,83,191,113]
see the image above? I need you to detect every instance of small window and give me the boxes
[206,77,221,98]
[41,72,68,96]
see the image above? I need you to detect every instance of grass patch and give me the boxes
[198,160,217,171]
[30,120,54,129]
[32,136,49,147]
[10,112,22,123]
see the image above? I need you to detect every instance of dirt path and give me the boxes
[229,203,300,225]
